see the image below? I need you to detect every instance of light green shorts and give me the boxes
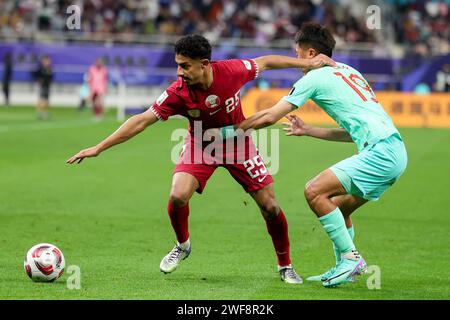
[330,133,407,201]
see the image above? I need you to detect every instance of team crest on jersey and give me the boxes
[242,60,252,71]
[205,95,221,109]
[187,109,201,118]
[156,90,169,106]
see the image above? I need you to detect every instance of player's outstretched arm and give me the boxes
[254,54,336,72]
[217,100,296,140]
[236,100,296,130]
[66,109,158,164]
[283,114,352,142]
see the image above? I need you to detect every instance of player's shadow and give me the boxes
[160,272,271,285]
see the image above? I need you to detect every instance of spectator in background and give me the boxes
[257,78,270,90]
[434,63,450,93]
[35,55,53,120]
[414,82,431,95]
[2,52,12,107]
[0,0,448,57]
[78,72,90,112]
[88,58,108,120]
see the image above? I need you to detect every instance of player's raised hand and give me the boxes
[66,146,100,164]
[282,115,310,136]
[309,54,337,69]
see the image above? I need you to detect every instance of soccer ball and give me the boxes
[24,243,65,282]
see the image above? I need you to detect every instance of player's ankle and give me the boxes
[277,264,292,271]
[341,249,361,261]
[177,238,190,250]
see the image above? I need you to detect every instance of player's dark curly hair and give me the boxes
[174,34,212,60]
[295,22,336,57]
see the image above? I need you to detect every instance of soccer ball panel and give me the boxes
[24,243,65,282]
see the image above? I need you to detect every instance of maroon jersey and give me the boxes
[150,59,272,193]
[150,59,258,133]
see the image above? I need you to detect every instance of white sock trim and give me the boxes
[278,264,292,271]
[177,238,190,250]
[341,250,360,261]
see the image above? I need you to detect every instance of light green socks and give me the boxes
[319,207,356,261]
[333,225,355,264]
[348,225,355,240]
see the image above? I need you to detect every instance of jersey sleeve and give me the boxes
[222,59,259,86]
[282,74,316,108]
[149,89,181,121]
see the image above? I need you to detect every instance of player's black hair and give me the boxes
[294,22,336,57]
[174,34,212,60]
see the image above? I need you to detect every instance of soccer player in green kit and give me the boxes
[217,22,408,287]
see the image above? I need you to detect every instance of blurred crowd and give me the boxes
[0,0,448,55]
[0,0,371,44]
[393,0,449,57]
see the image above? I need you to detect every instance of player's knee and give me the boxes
[304,183,315,203]
[259,198,280,220]
[169,191,190,208]
[304,183,322,208]
[341,209,352,219]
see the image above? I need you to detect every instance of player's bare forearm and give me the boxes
[66,109,158,164]
[234,100,296,131]
[283,115,352,142]
[96,114,150,152]
[305,127,352,142]
[254,54,336,71]
[234,110,272,131]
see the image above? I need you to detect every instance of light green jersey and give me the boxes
[283,63,400,152]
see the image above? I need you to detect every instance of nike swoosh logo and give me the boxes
[324,270,351,282]
[258,175,268,182]
[209,108,222,115]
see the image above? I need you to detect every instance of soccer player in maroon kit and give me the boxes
[67,35,335,284]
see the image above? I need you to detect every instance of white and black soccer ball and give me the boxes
[24,243,65,282]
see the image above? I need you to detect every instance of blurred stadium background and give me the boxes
[0,0,449,118]
[1,0,450,300]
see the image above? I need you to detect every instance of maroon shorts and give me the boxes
[174,136,273,194]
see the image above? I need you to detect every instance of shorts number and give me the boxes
[243,155,268,179]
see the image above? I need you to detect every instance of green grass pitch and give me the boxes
[1,106,449,299]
